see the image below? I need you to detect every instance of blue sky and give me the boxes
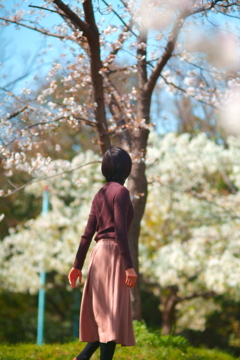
[0,0,178,134]
[1,0,238,94]
[1,0,79,93]
[0,0,125,94]
[1,1,239,135]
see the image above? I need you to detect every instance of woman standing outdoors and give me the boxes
[68,147,137,360]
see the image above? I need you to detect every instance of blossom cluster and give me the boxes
[1,132,240,332]
[0,150,102,293]
[139,131,240,331]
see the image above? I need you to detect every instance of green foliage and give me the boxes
[0,338,238,360]
[0,283,82,344]
[182,296,240,354]
[134,321,190,350]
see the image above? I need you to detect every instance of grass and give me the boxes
[0,323,239,360]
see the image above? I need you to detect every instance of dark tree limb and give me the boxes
[82,0,99,37]
[53,0,93,36]
[5,106,29,120]
[145,0,239,96]
[0,17,67,40]
[145,11,188,95]
[53,0,111,154]
[28,4,59,14]
[189,0,237,16]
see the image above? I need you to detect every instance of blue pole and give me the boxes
[37,188,49,345]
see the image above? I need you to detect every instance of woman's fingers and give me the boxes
[68,273,76,288]
[68,268,82,288]
[125,274,137,288]
[125,269,137,288]
[71,277,76,288]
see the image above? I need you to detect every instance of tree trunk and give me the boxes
[82,0,111,155]
[126,28,152,320]
[161,286,178,335]
[53,0,111,155]
[127,77,150,320]
[127,130,149,320]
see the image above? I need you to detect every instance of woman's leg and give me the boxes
[75,341,100,360]
[100,341,116,360]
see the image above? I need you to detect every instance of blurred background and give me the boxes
[1,0,240,355]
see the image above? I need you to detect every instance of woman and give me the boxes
[68,147,137,360]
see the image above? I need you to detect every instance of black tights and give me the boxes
[76,341,116,360]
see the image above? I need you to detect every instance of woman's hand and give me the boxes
[68,267,82,288]
[125,268,137,288]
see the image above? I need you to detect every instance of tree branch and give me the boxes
[81,0,99,38]
[102,71,134,122]
[146,60,217,109]
[188,0,239,17]
[5,106,29,120]
[161,73,218,109]
[160,74,187,94]
[25,116,96,130]
[119,0,136,25]
[145,0,236,96]
[53,0,93,37]
[30,3,81,36]
[189,0,223,16]
[178,291,217,302]
[104,25,132,66]
[219,2,240,8]
[191,0,240,16]
[103,74,132,146]
[108,64,137,74]
[0,17,68,40]
[101,0,137,38]
[81,0,111,154]
[2,115,96,151]
[0,87,25,103]
[7,178,18,190]
[28,4,59,14]
[3,161,101,198]
[145,10,188,95]
[219,169,237,194]
[217,11,240,19]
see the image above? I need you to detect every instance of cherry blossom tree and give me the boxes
[1,132,240,336]
[140,132,240,334]
[0,150,102,294]
[1,0,240,320]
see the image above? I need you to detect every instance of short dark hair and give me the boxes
[101,147,132,185]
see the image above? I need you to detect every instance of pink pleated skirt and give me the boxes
[79,238,136,346]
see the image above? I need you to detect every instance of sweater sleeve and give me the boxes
[114,187,133,270]
[73,200,97,270]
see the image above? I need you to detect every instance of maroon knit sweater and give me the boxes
[73,181,134,271]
